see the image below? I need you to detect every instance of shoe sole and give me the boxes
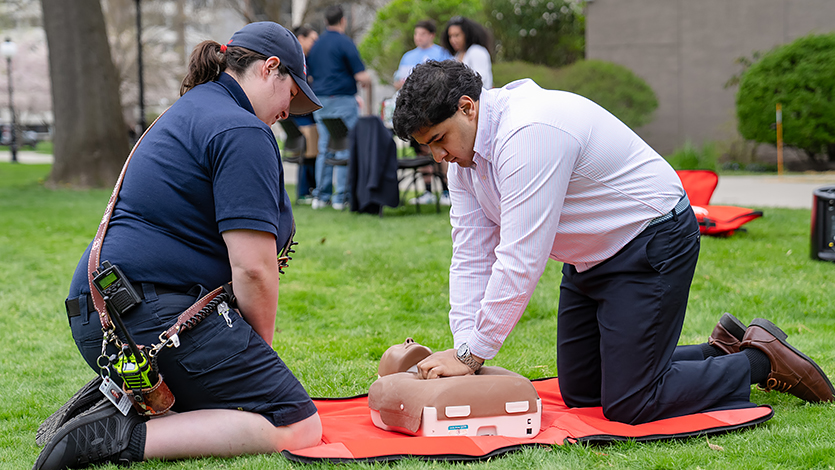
[718,312,748,341]
[34,398,110,469]
[34,398,145,470]
[750,318,835,397]
[36,376,104,446]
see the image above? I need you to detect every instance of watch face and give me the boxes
[457,343,469,357]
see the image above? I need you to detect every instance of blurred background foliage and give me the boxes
[358,0,484,84]
[483,0,584,68]
[494,59,658,129]
[360,0,586,85]
[736,32,835,165]
[360,0,656,130]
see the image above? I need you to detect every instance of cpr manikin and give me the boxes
[368,338,542,438]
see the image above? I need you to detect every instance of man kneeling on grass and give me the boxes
[392,60,834,424]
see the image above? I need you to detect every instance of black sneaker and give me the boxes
[36,376,104,447]
[33,399,147,470]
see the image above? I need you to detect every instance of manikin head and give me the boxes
[378,338,432,376]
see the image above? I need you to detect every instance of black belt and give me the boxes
[66,284,183,319]
[647,194,690,227]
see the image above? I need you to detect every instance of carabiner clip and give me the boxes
[158,330,180,349]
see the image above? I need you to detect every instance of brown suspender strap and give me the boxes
[87,110,170,331]
[158,286,225,348]
[87,108,294,341]
[85,108,226,338]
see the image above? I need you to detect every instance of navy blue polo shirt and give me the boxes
[69,73,293,297]
[307,29,366,96]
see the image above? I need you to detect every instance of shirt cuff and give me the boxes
[455,328,502,361]
[217,218,277,235]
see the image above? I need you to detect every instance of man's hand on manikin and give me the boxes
[416,348,483,379]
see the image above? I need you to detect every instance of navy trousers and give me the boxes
[69,284,316,427]
[557,207,754,424]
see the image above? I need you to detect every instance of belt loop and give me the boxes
[142,283,159,302]
[79,294,90,325]
[672,206,679,221]
[187,284,209,299]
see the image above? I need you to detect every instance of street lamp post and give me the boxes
[1,38,17,164]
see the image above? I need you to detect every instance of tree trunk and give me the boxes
[227,0,288,24]
[41,0,130,188]
[174,0,187,67]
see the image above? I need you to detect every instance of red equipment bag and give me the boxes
[676,170,763,236]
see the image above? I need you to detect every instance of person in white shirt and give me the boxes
[441,16,492,89]
[391,60,834,424]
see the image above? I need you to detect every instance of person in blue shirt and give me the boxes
[307,4,371,210]
[394,19,452,89]
[393,20,454,207]
[35,22,323,470]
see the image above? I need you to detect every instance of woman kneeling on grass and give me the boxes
[35,22,322,470]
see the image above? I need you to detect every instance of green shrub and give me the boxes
[358,0,483,85]
[483,0,584,68]
[736,33,835,162]
[494,59,658,129]
[359,0,585,86]
[493,60,556,88]
[665,141,719,171]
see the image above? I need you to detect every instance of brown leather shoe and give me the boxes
[740,318,835,403]
[708,313,748,354]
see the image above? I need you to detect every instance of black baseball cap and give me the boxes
[227,22,322,115]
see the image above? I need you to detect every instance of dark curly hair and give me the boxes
[392,60,482,140]
[440,16,492,57]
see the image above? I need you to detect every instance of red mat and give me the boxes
[283,377,772,462]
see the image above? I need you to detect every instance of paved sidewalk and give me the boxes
[0,150,54,164]
[711,174,835,209]
[5,150,834,209]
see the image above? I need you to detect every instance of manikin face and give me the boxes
[412,96,478,168]
[413,27,435,49]
[252,58,300,126]
[447,25,466,53]
[378,338,433,376]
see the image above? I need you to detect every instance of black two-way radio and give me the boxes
[92,261,159,397]
[92,261,142,318]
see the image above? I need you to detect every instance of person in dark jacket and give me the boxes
[306,4,371,210]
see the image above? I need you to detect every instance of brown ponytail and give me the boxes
[180,41,272,96]
[180,41,225,96]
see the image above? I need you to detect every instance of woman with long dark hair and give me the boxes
[441,16,493,88]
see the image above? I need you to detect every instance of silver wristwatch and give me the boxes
[456,343,482,372]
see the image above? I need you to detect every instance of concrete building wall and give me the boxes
[586,0,835,154]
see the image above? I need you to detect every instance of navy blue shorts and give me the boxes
[69,284,317,427]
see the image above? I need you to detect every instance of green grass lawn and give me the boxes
[1,162,834,469]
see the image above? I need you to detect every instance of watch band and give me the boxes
[456,344,482,371]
